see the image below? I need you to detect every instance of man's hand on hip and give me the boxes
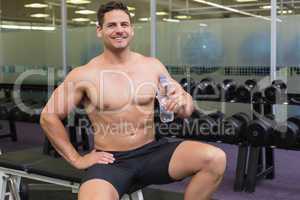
[73,150,115,170]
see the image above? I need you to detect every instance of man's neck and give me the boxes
[102,48,133,65]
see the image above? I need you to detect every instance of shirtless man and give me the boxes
[40,1,226,200]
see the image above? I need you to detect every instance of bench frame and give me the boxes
[0,166,143,200]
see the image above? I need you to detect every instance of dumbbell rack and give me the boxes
[239,101,275,193]
[0,83,60,156]
[179,76,300,192]
[180,77,258,193]
[242,93,300,192]
[0,84,17,142]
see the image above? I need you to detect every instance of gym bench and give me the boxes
[0,148,144,200]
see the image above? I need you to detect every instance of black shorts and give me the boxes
[82,137,183,197]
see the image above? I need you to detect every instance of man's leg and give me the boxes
[168,141,226,200]
[78,179,119,200]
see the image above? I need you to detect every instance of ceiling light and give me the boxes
[193,0,281,22]
[163,18,180,23]
[261,5,271,9]
[175,15,192,19]
[278,10,293,14]
[75,10,96,15]
[0,24,55,31]
[90,21,97,25]
[30,13,50,18]
[199,23,208,27]
[24,3,49,8]
[139,18,150,22]
[72,18,90,22]
[67,0,91,5]
[156,12,168,16]
[127,6,135,11]
[31,26,56,31]
[130,13,135,17]
[261,5,279,9]
[236,0,257,2]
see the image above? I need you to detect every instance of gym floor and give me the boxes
[1,121,299,200]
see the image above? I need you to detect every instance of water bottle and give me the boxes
[157,75,174,123]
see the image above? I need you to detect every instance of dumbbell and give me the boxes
[12,100,42,122]
[179,77,195,94]
[264,80,287,104]
[0,101,17,120]
[0,97,11,104]
[273,116,300,148]
[181,109,204,138]
[223,112,250,144]
[196,112,225,141]
[246,114,275,146]
[219,79,237,102]
[236,79,257,103]
[192,78,219,100]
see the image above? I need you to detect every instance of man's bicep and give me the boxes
[154,59,182,88]
[43,79,84,119]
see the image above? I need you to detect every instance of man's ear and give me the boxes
[96,26,102,38]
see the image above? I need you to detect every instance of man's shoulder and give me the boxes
[135,53,163,67]
[64,65,92,83]
[70,56,101,75]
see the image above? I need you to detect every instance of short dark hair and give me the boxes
[97,1,132,27]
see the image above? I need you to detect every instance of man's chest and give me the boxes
[85,69,158,111]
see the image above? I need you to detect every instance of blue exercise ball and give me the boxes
[182,31,223,65]
[283,34,300,65]
[239,32,270,65]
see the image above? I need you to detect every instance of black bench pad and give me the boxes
[0,148,84,183]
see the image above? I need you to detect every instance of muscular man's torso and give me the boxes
[78,53,160,151]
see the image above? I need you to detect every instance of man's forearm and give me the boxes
[40,114,80,166]
[177,92,194,118]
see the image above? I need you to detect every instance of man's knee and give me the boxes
[78,179,119,200]
[205,147,227,177]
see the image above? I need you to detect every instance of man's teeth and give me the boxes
[113,37,126,39]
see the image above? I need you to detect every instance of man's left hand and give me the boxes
[164,84,187,113]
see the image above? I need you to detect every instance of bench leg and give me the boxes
[7,175,21,200]
[121,194,130,200]
[130,190,144,200]
[120,190,143,200]
[0,171,8,200]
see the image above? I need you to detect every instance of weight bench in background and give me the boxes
[0,148,144,200]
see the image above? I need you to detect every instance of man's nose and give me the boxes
[115,25,124,33]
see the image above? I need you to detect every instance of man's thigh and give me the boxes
[82,164,135,198]
[136,139,183,186]
[168,140,224,180]
[79,179,119,200]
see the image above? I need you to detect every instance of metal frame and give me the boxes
[0,166,144,200]
[271,0,277,81]
[61,0,67,76]
[150,0,157,58]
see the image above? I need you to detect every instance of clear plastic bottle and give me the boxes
[157,75,174,123]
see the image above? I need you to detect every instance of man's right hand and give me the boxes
[73,149,115,170]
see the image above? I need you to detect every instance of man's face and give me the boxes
[97,10,134,51]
